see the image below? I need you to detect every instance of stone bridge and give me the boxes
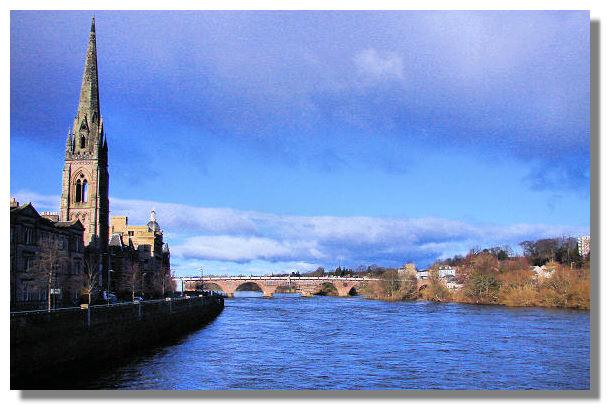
[180,276,377,298]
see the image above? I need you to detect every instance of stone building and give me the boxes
[108,210,171,298]
[10,198,85,310]
[59,18,109,275]
[578,235,591,258]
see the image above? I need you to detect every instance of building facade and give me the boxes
[578,235,591,258]
[108,210,171,299]
[10,198,85,310]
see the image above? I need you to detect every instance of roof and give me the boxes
[54,220,85,231]
[10,202,40,217]
[109,233,125,247]
[147,220,160,233]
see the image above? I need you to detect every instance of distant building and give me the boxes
[578,235,590,257]
[397,263,417,278]
[416,266,456,281]
[416,270,430,280]
[438,266,456,280]
[10,198,85,310]
[109,209,171,295]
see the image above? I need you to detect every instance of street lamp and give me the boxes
[141,272,147,298]
[103,251,115,305]
[107,269,114,305]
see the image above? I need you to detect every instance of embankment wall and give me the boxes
[11,296,224,388]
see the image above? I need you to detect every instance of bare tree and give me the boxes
[81,252,99,305]
[154,268,176,298]
[120,260,141,301]
[31,238,65,311]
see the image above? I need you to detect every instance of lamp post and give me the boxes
[103,251,115,305]
[107,269,114,305]
[141,272,147,299]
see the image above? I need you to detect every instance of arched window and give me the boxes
[82,179,88,203]
[80,135,86,148]
[75,179,82,203]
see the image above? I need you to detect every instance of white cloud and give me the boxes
[13,191,588,275]
[12,191,60,212]
[173,235,325,262]
[353,48,405,82]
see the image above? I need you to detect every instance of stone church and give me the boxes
[10,18,172,309]
[60,18,109,253]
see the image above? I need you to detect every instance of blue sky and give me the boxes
[10,11,590,275]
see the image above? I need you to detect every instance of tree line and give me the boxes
[344,236,590,309]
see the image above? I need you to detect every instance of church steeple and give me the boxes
[77,17,100,118]
[61,18,109,254]
[69,17,104,158]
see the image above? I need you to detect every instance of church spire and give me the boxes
[77,17,100,118]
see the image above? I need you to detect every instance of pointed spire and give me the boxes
[77,17,100,118]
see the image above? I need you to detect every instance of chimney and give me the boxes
[41,211,60,222]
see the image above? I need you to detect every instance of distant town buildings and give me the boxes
[578,235,590,257]
[415,265,456,281]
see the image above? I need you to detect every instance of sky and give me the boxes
[10,10,590,276]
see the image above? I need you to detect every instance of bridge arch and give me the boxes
[200,282,225,293]
[227,280,278,298]
[235,281,264,294]
[315,282,339,296]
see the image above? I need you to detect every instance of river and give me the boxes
[77,293,590,390]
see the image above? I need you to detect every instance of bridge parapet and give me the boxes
[180,276,369,298]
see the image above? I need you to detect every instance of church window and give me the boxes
[80,135,86,148]
[82,180,88,203]
[75,179,82,203]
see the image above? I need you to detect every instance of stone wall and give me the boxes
[11,296,224,388]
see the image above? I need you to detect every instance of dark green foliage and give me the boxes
[464,274,501,304]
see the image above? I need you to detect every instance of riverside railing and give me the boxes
[10,295,223,334]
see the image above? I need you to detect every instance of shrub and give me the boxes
[499,284,537,307]
[419,270,451,302]
[464,274,500,304]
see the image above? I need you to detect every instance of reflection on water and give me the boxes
[77,293,590,390]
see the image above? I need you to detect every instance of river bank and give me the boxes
[360,256,590,310]
[11,295,224,389]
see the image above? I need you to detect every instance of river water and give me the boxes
[81,293,590,390]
